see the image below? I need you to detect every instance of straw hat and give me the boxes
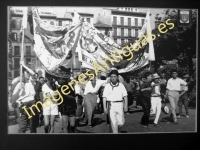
[152,73,160,80]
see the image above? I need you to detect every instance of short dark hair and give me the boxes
[143,72,152,79]
[100,76,106,80]
[171,69,178,74]
[109,70,119,77]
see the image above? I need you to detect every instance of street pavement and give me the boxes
[8,102,196,134]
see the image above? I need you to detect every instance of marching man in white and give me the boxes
[103,70,128,133]
[150,73,163,126]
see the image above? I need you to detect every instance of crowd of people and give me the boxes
[9,61,196,133]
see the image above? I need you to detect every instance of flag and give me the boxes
[32,7,83,77]
[146,11,155,61]
[21,7,28,31]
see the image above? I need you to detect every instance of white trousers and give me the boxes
[108,102,125,133]
[151,97,162,124]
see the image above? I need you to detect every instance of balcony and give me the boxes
[112,23,143,27]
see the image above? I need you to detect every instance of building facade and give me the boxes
[111,7,146,45]
[8,7,95,80]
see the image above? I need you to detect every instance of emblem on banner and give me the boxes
[178,10,192,26]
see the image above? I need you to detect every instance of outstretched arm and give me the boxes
[20,60,35,75]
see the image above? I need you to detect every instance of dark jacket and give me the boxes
[140,80,152,98]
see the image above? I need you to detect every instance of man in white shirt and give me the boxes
[164,69,187,124]
[79,73,106,127]
[103,70,128,133]
[11,67,38,133]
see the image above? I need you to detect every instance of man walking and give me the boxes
[103,70,128,133]
[164,69,187,124]
[140,72,152,128]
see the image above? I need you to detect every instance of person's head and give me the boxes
[22,68,30,82]
[57,77,68,85]
[161,72,165,79]
[144,72,152,81]
[39,76,45,84]
[45,73,54,84]
[171,69,178,79]
[34,73,39,79]
[152,73,160,83]
[109,70,119,84]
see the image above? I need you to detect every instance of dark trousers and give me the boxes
[18,100,39,133]
[135,91,142,106]
[127,92,133,106]
[178,93,189,115]
[141,96,151,126]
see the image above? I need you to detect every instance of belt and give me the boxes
[169,90,180,92]
[107,100,123,103]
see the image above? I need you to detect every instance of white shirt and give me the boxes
[42,83,57,104]
[103,82,128,101]
[17,81,36,103]
[84,80,107,95]
[75,84,81,95]
[151,82,161,96]
[166,78,187,91]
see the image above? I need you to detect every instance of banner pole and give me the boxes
[20,29,25,85]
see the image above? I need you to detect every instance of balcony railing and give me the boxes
[112,22,143,27]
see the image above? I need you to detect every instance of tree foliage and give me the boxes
[152,9,197,76]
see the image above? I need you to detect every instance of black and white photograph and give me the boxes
[7,6,197,134]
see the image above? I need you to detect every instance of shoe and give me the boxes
[88,125,92,128]
[173,120,178,124]
[125,112,129,115]
[177,115,181,118]
[79,119,88,125]
[142,125,148,128]
[186,115,189,118]
[154,123,160,127]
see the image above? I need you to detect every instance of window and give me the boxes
[114,38,117,43]
[26,58,31,65]
[26,46,31,55]
[14,70,19,78]
[113,16,117,25]
[120,17,124,25]
[14,58,20,68]
[113,28,117,36]
[50,21,54,25]
[125,8,127,11]
[128,28,131,36]
[128,8,130,11]
[128,18,131,26]
[121,39,125,45]
[128,39,132,43]
[10,19,17,28]
[58,21,62,26]
[14,46,20,56]
[141,19,145,26]
[86,18,90,23]
[13,33,17,41]
[135,9,138,12]
[135,18,138,26]
[135,29,138,37]
[121,28,124,36]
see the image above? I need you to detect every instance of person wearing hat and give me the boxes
[106,67,125,85]
[150,73,163,126]
[164,69,187,124]
[103,70,128,133]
